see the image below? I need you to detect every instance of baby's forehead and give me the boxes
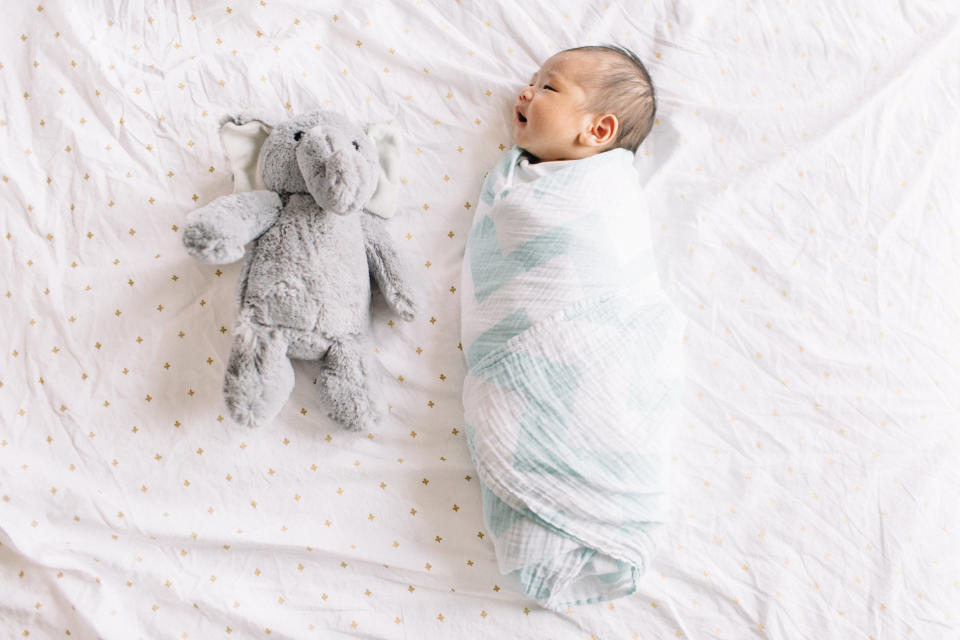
[534,50,603,83]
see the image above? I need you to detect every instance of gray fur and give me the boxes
[182,191,281,264]
[183,110,417,431]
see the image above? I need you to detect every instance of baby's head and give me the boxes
[513,45,656,163]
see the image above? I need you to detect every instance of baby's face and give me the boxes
[513,52,597,162]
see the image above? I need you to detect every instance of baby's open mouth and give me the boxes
[518,113,527,123]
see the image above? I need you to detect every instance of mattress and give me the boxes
[2,1,958,638]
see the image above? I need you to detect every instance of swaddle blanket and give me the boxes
[460,146,685,610]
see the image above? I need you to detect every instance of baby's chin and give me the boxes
[515,144,542,162]
[511,126,527,149]
[513,132,578,163]
[516,144,561,163]
[516,139,602,164]
[512,135,544,161]
[513,135,570,163]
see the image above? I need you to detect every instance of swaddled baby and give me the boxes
[470,44,660,331]
[460,46,684,610]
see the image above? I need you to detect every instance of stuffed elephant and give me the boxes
[182,109,417,431]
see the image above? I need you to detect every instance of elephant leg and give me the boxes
[317,335,381,432]
[223,322,295,428]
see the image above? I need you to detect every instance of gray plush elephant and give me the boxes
[182,109,417,431]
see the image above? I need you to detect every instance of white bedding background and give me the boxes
[2,1,959,638]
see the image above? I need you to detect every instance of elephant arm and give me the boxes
[361,211,417,321]
[182,190,282,264]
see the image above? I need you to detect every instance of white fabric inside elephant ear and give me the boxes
[364,121,405,219]
[220,120,271,193]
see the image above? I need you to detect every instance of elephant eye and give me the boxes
[352,140,360,151]
[293,131,303,142]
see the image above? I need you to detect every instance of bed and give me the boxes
[2,1,958,638]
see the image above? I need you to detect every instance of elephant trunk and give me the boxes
[296,129,379,215]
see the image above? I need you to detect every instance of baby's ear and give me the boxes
[219,114,273,193]
[582,113,619,148]
[363,121,404,218]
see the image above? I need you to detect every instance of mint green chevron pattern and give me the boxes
[460,146,684,611]
[467,214,571,304]
[465,307,531,369]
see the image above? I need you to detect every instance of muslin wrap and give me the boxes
[460,146,684,610]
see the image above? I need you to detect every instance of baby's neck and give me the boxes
[521,148,605,164]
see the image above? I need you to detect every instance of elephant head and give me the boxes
[219,110,403,217]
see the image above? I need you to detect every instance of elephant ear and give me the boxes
[219,115,272,193]
[364,121,404,219]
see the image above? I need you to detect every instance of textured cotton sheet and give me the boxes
[2,1,959,638]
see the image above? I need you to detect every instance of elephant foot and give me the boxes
[223,324,295,428]
[317,337,381,431]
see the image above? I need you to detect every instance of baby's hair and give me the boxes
[563,44,657,152]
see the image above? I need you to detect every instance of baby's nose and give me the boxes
[518,86,533,102]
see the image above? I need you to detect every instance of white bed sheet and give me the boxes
[2,1,959,638]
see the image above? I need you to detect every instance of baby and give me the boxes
[512,44,656,163]
[460,45,683,610]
